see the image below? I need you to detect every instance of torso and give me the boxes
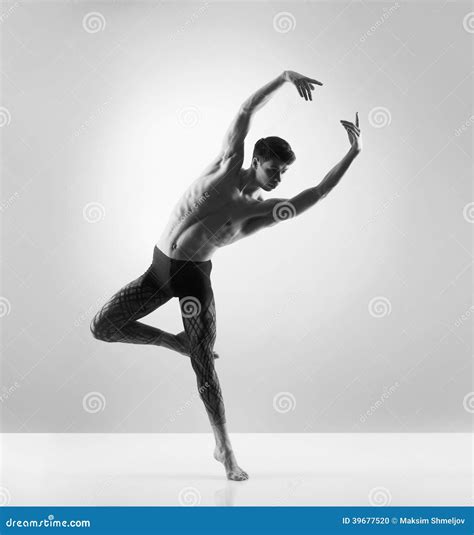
[156,154,263,261]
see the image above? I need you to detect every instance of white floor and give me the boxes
[1,433,472,506]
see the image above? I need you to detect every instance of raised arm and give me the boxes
[219,70,323,160]
[291,113,362,212]
[241,113,362,236]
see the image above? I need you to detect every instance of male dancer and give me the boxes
[90,70,362,480]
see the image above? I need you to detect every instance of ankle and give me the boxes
[215,442,233,454]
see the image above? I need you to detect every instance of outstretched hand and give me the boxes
[284,70,323,101]
[341,112,362,153]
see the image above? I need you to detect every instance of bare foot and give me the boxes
[175,331,219,359]
[213,446,249,481]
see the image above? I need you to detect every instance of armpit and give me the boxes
[241,213,279,236]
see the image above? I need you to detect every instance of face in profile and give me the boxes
[253,157,289,191]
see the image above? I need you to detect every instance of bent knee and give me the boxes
[89,315,106,341]
[90,314,119,342]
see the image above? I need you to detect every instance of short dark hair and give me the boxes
[252,136,295,165]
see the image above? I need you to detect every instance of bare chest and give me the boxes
[199,200,253,246]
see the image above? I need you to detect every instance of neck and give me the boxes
[239,167,261,197]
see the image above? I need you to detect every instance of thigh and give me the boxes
[172,261,216,349]
[180,290,217,351]
[95,268,173,326]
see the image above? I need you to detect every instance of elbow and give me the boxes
[314,185,329,202]
[316,188,327,201]
[240,101,254,115]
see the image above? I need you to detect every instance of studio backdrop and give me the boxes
[1,0,472,432]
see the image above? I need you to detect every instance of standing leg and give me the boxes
[179,292,248,481]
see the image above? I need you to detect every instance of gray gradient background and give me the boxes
[0,0,472,433]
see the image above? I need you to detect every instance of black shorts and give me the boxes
[144,246,214,307]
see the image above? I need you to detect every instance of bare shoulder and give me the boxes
[195,150,244,190]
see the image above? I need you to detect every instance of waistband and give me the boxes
[153,245,212,266]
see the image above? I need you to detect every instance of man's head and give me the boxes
[251,136,295,191]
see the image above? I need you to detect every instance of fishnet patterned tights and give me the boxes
[90,262,226,425]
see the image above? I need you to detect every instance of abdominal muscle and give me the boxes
[157,207,246,261]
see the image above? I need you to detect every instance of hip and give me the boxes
[146,245,213,299]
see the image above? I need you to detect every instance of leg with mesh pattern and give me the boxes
[179,293,226,426]
[180,292,248,480]
[90,270,183,351]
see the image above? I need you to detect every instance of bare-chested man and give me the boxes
[90,70,362,481]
